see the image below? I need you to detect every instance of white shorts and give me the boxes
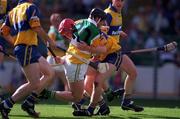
[46,55,64,71]
[63,59,88,83]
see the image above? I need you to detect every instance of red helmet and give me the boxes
[58,18,75,38]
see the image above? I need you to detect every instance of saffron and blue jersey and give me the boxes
[104,5,122,43]
[1,0,42,66]
[1,0,41,46]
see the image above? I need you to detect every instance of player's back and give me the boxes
[8,2,39,46]
[105,6,122,43]
[75,19,100,45]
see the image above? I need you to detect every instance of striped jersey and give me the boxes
[104,5,122,44]
[66,18,101,64]
[1,0,41,46]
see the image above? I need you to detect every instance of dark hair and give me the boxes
[89,8,107,21]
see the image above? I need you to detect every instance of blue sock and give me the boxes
[87,106,95,114]
[98,99,108,110]
[78,98,87,105]
[122,95,132,105]
[3,97,15,109]
[25,92,38,104]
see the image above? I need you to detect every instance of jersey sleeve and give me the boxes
[48,32,56,41]
[106,13,112,26]
[26,5,41,28]
[91,33,107,47]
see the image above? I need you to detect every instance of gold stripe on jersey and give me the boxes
[66,44,92,64]
[13,30,38,46]
[92,33,121,61]
[7,2,40,46]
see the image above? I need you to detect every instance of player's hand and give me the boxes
[120,31,128,39]
[47,40,56,48]
[54,56,64,64]
[77,41,91,52]
[100,26,109,33]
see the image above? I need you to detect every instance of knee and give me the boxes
[128,68,137,80]
[45,68,55,83]
[94,81,103,89]
[48,68,55,79]
[29,80,41,90]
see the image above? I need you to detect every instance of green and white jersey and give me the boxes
[48,26,64,42]
[75,18,100,45]
[48,26,66,49]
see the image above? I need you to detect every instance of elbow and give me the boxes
[32,26,42,33]
[92,47,107,54]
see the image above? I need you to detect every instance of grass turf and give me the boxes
[7,99,180,119]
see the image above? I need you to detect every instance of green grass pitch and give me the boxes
[7,99,180,119]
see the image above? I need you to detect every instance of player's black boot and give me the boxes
[106,88,125,102]
[73,105,95,116]
[21,92,40,118]
[121,100,144,112]
[0,97,14,119]
[95,99,110,115]
[72,103,81,111]
[21,101,40,118]
[0,102,11,119]
[38,89,53,100]
[73,109,93,116]
[95,106,110,115]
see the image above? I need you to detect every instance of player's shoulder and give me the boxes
[75,19,85,24]
[104,7,111,13]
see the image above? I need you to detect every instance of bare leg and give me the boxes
[12,63,41,101]
[90,64,116,106]
[55,80,84,102]
[120,55,143,112]
[35,57,54,94]
[84,67,97,96]
[55,71,70,91]
[120,55,137,96]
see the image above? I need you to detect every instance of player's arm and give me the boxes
[0,17,14,45]
[27,5,55,47]
[32,26,55,46]
[77,35,107,55]
[106,13,112,26]
[77,41,107,54]
[120,31,127,39]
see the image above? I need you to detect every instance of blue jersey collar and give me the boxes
[109,4,118,13]
[18,0,28,4]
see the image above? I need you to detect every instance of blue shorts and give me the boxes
[102,52,123,71]
[14,44,41,67]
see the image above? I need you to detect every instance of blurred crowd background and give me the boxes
[36,0,180,66]
[0,0,180,99]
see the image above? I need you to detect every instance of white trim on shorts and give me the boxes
[46,55,64,71]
